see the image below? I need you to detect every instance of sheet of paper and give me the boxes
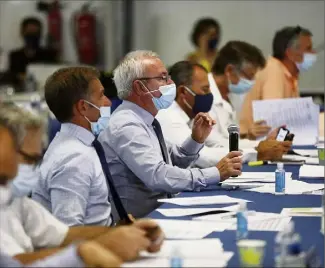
[194,211,291,232]
[253,97,319,145]
[158,195,251,206]
[293,149,319,157]
[281,207,323,217]
[157,205,239,217]
[123,240,234,267]
[123,257,232,267]
[299,165,325,178]
[245,179,324,194]
[155,219,232,238]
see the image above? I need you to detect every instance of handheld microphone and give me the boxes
[228,124,239,177]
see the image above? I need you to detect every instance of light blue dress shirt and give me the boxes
[0,245,84,267]
[99,101,220,218]
[32,123,112,226]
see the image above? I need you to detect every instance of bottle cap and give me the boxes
[239,201,247,210]
[277,162,284,169]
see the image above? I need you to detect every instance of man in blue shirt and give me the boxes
[32,66,115,226]
[0,102,164,264]
[99,50,243,218]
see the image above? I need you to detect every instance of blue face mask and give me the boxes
[208,38,219,51]
[296,53,317,72]
[84,100,111,136]
[229,77,255,94]
[10,164,39,197]
[142,83,177,110]
[184,87,214,114]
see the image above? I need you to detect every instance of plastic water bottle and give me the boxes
[275,222,304,267]
[170,247,183,268]
[236,202,248,240]
[275,163,285,194]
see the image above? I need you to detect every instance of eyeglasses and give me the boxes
[138,75,171,83]
[19,150,43,167]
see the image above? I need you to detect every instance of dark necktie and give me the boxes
[92,138,132,224]
[152,118,170,164]
[152,119,173,198]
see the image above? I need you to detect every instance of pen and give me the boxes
[248,160,268,166]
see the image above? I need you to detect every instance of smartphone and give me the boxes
[276,127,290,141]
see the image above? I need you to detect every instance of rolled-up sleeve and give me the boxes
[108,123,220,193]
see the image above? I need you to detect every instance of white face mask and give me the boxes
[10,164,39,197]
[0,185,13,207]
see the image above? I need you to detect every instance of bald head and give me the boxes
[0,126,18,185]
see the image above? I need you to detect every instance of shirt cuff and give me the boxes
[201,166,220,185]
[30,244,85,268]
[182,136,204,155]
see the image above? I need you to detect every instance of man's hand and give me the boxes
[78,241,122,267]
[216,151,243,181]
[256,140,292,161]
[191,113,216,143]
[133,219,164,253]
[94,226,151,261]
[266,125,286,140]
[248,120,271,140]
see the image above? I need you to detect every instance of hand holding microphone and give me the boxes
[216,124,243,181]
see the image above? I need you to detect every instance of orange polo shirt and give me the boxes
[240,56,299,134]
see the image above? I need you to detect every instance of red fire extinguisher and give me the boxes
[73,3,97,65]
[37,0,62,58]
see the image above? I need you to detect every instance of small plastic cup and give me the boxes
[237,239,266,267]
[317,145,325,166]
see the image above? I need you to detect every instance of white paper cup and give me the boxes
[237,239,266,267]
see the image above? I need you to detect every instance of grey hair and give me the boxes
[288,28,313,50]
[0,103,26,147]
[113,50,160,100]
[0,102,44,147]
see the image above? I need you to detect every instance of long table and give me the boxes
[148,163,324,267]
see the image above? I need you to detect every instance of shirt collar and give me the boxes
[60,123,95,146]
[208,72,224,105]
[121,100,155,126]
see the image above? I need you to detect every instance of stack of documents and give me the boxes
[194,211,292,232]
[123,239,234,267]
[299,164,325,178]
[253,97,319,145]
[158,195,251,206]
[281,207,323,217]
[221,172,292,188]
[157,205,239,217]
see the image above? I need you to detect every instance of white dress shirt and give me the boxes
[0,196,69,256]
[208,72,259,150]
[157,101,233,168]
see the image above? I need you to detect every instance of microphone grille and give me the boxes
[227,124,239,134]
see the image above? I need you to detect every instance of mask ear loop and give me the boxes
[183,86,195,110]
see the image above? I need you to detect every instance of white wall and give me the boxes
[133,0,325,93]
[0,0,115,70]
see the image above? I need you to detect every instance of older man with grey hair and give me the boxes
[99,50,243,218]
[0,102,45,197]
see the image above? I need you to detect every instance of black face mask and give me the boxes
[207,37,219,51]
[24,33,41,49]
